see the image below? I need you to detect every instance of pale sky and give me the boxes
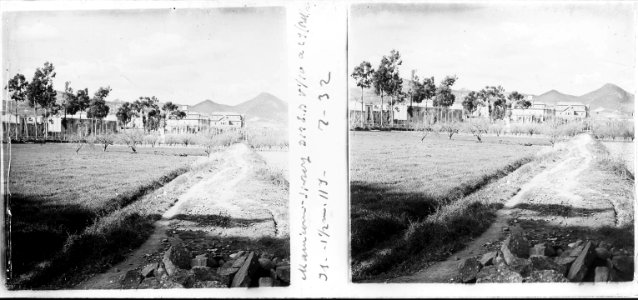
[3,7,287,105]
[350,2,636,96]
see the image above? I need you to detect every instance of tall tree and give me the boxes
[73,88,91,136]
[161,101,179,133]
[351,61,374,127]
[407,70,423,117]
[509,91,530,109]
[87,87,111,135]
[462,91,481,118]
[116,102,137,127]
[434,75,457,122]
[421,76,436,124]
[133,96,160,132]
[373,50,403,127]
[479,86,506,121]
[26,62,57,139]
[7,73,28,139]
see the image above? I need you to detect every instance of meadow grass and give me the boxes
[6,143,204,286]
[350,131,549,279]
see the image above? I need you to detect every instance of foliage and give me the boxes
[434,75,457,107]
[86,87,111,120]
[479,86,506,121]
[8,73,29,105]
[509,91,530,109]
[464,118,490,142]
[116,102,137,126]
[440,122,460,139]
[462,91,480,116]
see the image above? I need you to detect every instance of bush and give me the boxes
[143,133,160,147]
[439,122,460,140]
[463,118,489,142]
[94,134,115,152]
[119,130,144,153]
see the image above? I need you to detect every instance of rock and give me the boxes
[121,269,142,289]
[207,256,220,268]
[192,281,227,288]
[568,240,583,249]
[231,251,260,287]
[141,263,158,278]
[172,269,195,288]
[480,251,498,266]
[232,256,247,268]
[526,270,569,283]
[476,265,499,279]
[594,266,610,282]
[167,243,192,269]
[457,257,482,283]
[138,277,160,289]
[530,243,555,257]
[530,256,567,275]
[159,280,184,289]
[229,251,245,260]
[508,257,532,277]
[275,265,291,283]
[476,267,523,283]
[217,266,239,287]
[258,258,275,271]
[555,256,577,271]
[258,277,274,287]
[191,255,207,268]
[163,251,178,276]
[567,241,596,282]
[611,256,634,275]
[595,247,611,260]
[192,267,217,281]
[501,233,530,265]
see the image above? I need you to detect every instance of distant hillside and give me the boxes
[579,83,634,114]
[188,92,287,128]
[349,81,634,117]
[533,90,580,106]
[188,100,235,114]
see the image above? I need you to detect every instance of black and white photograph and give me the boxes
[2,6,290,290]
[349,2,635,284]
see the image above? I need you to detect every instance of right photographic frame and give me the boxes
[349,2,635,284]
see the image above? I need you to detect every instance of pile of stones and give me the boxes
[457,229,634,283]
[120,239,290,289]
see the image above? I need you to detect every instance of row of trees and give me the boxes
[115,97,186,133]
[351,50,533,127]
[6,61,188,141]
[351,50,459,127]
[461,87,531,122]
[7,62,111,140]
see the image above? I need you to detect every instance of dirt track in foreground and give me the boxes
[76,144,288,289]
[392,134,634,283]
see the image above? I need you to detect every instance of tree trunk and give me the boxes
[33,106,38,140]
[380,92,384,127]
[361,87,365,128]
[14,101,18,140]
[390,95,394,127]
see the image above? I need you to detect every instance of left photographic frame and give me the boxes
[2,5,290,290]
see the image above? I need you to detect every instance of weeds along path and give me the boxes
[76,143,287,289]
[393,134,630,283]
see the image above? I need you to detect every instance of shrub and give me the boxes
[143,133,160,148]
[119,130,144,153]
[94,134,115,152]
[464,118,489,142]
[439,122,460,140]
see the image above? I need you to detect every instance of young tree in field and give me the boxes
[7,73,29,139]
[351,61,375,127]
[116,102,137,127]
[433,75,457,122]
[26,62,57,139]
[509,91,531,109]
[86,87,111,135]
[373,50,403,127]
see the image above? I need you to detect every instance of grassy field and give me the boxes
[6,143,206,284]
[602,141,635,174]
[350,131,549,278]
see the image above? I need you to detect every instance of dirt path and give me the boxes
[76,144,287,289]
[393,134,630,283]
